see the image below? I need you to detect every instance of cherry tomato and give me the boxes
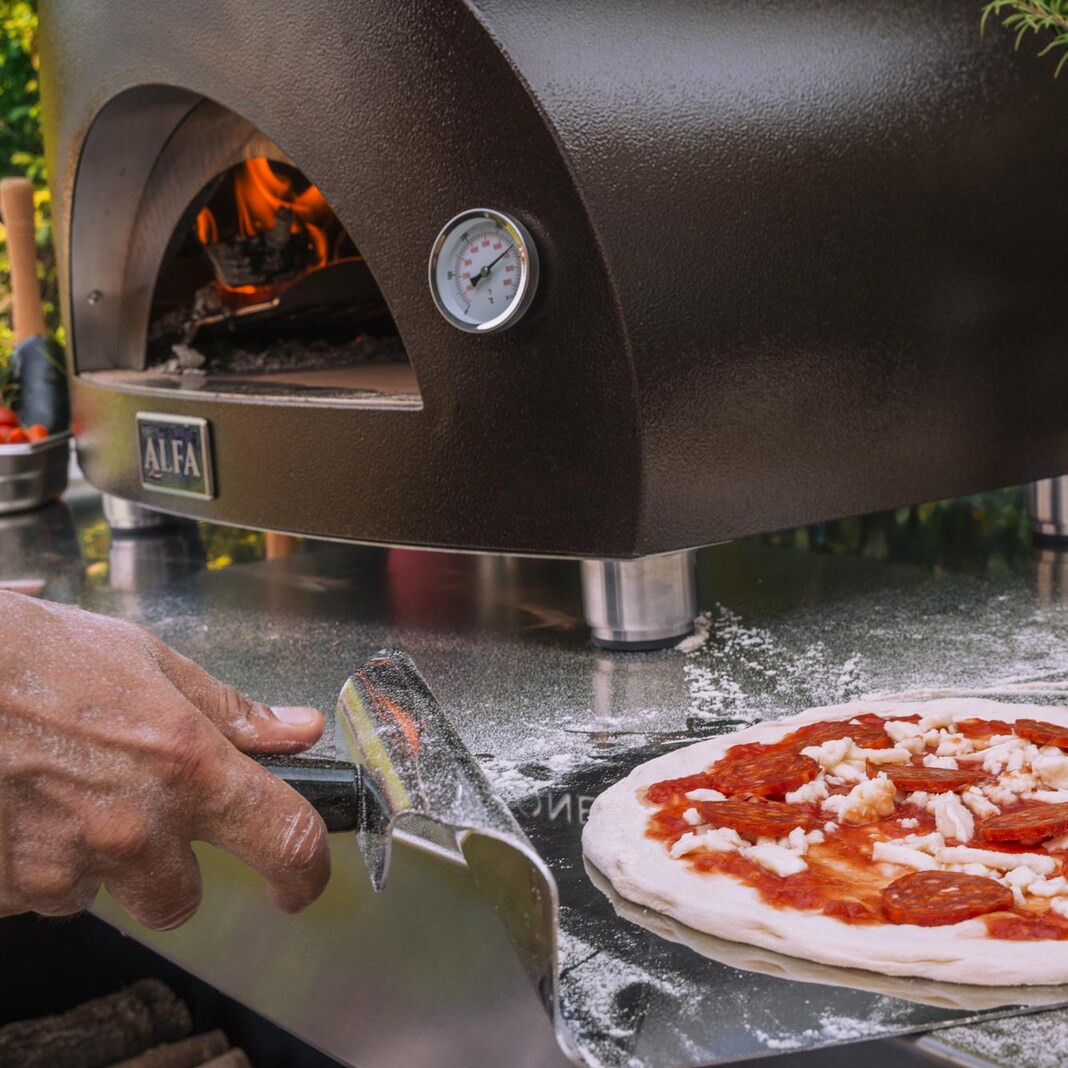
[0,407,18,428]
[7,428,29,444]
[0,427,11,444]
[24,425,48,443]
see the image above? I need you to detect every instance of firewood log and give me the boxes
[105,1029,229,1068]
[200,1052,251,1068]
[0,979,191,1068]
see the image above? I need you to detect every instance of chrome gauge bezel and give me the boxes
[428,208,540,333]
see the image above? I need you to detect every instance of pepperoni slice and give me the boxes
[708,747,820,798]
[881,870,1013,926]
[645,773,718,805]
[867,761,979,793]
[1015,718,1068,751]
[979,802,1068,845]
[786,717,893,751]
[698,798,816,838]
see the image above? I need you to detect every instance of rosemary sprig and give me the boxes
[981,0,1068,76]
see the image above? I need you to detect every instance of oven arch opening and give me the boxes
[71,91,421,409]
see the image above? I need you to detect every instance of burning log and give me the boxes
[202,207,314,288]
[0,979,191,1068]
[104,1030,230,1068]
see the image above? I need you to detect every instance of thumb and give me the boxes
[153,641,324,754]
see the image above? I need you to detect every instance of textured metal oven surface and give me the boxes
[8,490,1068,1064]
[41,0,1068,556]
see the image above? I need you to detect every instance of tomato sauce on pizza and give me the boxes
[645,711,1068,939]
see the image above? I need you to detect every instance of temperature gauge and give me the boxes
[428,208,539,333]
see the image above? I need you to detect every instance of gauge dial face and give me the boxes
[428,209,539,332]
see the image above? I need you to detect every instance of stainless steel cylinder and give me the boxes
[1030,478,1068,541]
[581,550,697,650]
[102,492,172,532]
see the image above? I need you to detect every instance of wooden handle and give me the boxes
[0,177,47,344]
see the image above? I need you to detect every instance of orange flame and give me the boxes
[194,158,338,296]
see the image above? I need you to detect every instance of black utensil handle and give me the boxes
[262,761,361,833]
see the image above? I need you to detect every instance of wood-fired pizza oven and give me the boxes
[39,0,1068,644]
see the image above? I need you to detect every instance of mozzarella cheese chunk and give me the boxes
[927,792,974,843]
[670,827,745,858]
[821,794,849,821]
[803,738,852,769]
[784,827,809,854]
[901,832,946,854]
[977,737,1032,775]
[785,778,829,805]
[918,708,957,730]
[1000,864,1042,905]
[1031,876,1068,898]
[801,739,908,786]
[935,731,974,757]
[822,775,896,825]
[922,754,959,770]
[1004,865,1042,889]
[871,841,937,870]
[825,764,866,786]
[960,787,1000,820]
[899,817,919,829]
[741,842,808,877]
[884,720,926,746]
[682,807,702,826]
[1050,898,1068,920]
[856,746,911,765]
[1033,750,1068,791]
[1045,832,1068,852]
[982,769,1038,807]
[936,846,1058,876]
[685,788,726,802]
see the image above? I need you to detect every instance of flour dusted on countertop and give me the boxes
[682,605,867,724]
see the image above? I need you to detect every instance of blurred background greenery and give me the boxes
[0,0,58,377]
[0,0,1049,579]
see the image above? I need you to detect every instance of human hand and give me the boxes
[0,592,330,929]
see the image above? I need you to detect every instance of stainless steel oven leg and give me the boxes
[102,493,172,533]
[580,550,697,650]
[1029,477,1068,541]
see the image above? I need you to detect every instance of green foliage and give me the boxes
[763,489,1032,574]
[0,0,58,394]
[982,0,1068,75]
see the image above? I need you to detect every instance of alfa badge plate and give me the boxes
[136,412,215,500]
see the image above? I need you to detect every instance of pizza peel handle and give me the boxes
[0,177,46,344]
[260,649,565,1024]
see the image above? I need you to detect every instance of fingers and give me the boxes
[152,640,324,754]
[196,754,330,913]
[104,841,203,930]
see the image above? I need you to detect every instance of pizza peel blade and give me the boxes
[260,648,565,1023]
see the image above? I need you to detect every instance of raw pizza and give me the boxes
[582,698,1068,985]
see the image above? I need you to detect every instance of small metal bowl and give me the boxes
[0,431,71,514]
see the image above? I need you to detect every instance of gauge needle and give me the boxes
[471,244,514,288]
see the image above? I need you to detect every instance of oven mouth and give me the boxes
[72,94,421,410]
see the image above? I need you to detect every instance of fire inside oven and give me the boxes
[144,156,417,402]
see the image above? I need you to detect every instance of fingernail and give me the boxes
[271,705,320,725]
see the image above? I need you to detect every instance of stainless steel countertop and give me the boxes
[6,483,1068,1067]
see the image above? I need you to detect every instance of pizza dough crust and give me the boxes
[583,857,1068,1011]
[582,698,1068,986]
